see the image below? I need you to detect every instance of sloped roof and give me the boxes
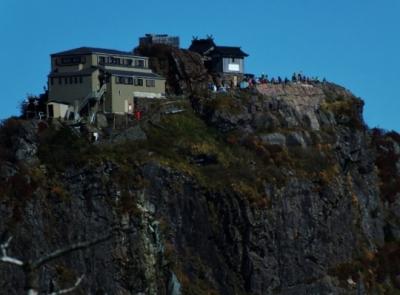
[188,39,216,55]
[48,67,98,77]
[51,47,138,57]
[106,69,165,80]
[214,46,249,57]
[189,39,249,58]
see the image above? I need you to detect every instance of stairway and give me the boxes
[78,84,107,114]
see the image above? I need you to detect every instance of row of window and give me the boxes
[98,56,145,68]
[50,76,84,85]
[115,76,155,87]
[57,56,85,65]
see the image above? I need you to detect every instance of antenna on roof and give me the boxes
[206,34,214,40]
[192,36,198,40]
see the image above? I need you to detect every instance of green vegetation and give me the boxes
[37,125,94,171]
[371,128,400,203]
[321,96,365,130]
[330,242,400,293]
[202,92,243,115]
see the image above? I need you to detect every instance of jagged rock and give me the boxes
[286,132,307,147]
[168,272,182,295]
[0,82,399,295]
[111,125,147,143]
[260,132,286,146]
[0,161,17,179]
[96,113,108,129]
[135,44,209,95]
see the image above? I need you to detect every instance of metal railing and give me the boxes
[77,84,107,113]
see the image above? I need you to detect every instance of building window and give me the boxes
[99,56,105,64]
[134,78,143,86]
[116,76,127,84]
[79,76,83,83]
[65,77,68,84]
[146,79,155,87]
[61,56,81,65]
[110,57,121,65]
[69,77,73,84]
[58,78,62,84]
[74,77,78,84]
[135,59,145,68]
[126,59,133,66]
[128,77,133,84]
[50,78,54,85]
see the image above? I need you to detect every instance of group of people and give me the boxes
[245,73,326,87]
[207,72,327,92]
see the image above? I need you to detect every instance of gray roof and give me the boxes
[51,47,141,57]
[214,46,248,57]
[189,38,248,57]
[49,67,98,77]
[106,69,165,80]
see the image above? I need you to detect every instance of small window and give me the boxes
[135,59,145,68]
[116,76,126,84]
[126,59,133,66]
[50,78,54,85]
[65,77,68,84]
[146,79,155,87]
[74,77,78,84]
[69,77,73,84]
[61,57,72,64]
[58,78,62,84]
[99,56,105,64]
[111,57,121,65]
[128,77,133,84]
[134,78,143,86]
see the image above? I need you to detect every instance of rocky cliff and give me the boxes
[1,76,400,294]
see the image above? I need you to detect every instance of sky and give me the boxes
[0,0,399,131]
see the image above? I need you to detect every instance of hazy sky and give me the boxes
[0,0,399,131]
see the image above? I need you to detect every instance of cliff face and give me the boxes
[0,81,399,295]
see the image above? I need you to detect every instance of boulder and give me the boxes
[96,113,108,129]
[111,125,147,143]
[286,132,307,148]
[260,133,286,146]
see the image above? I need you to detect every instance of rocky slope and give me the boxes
[1,74,400,294]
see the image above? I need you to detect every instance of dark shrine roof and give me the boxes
[214,46,249,57]
[189,39,249,58]
[188,39,216,55]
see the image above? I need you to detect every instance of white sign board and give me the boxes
[228,64,240,72]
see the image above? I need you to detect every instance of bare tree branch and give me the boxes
[32,233,112,269]
[47,275,85,295]
[0,236,24,266]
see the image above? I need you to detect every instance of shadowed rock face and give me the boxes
[135,44,210,96]
[0,81,399,295]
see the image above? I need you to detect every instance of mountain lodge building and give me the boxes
[47,47,166,120]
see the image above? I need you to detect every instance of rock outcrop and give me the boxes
[0,82,399,295]
[135,44,209,96]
